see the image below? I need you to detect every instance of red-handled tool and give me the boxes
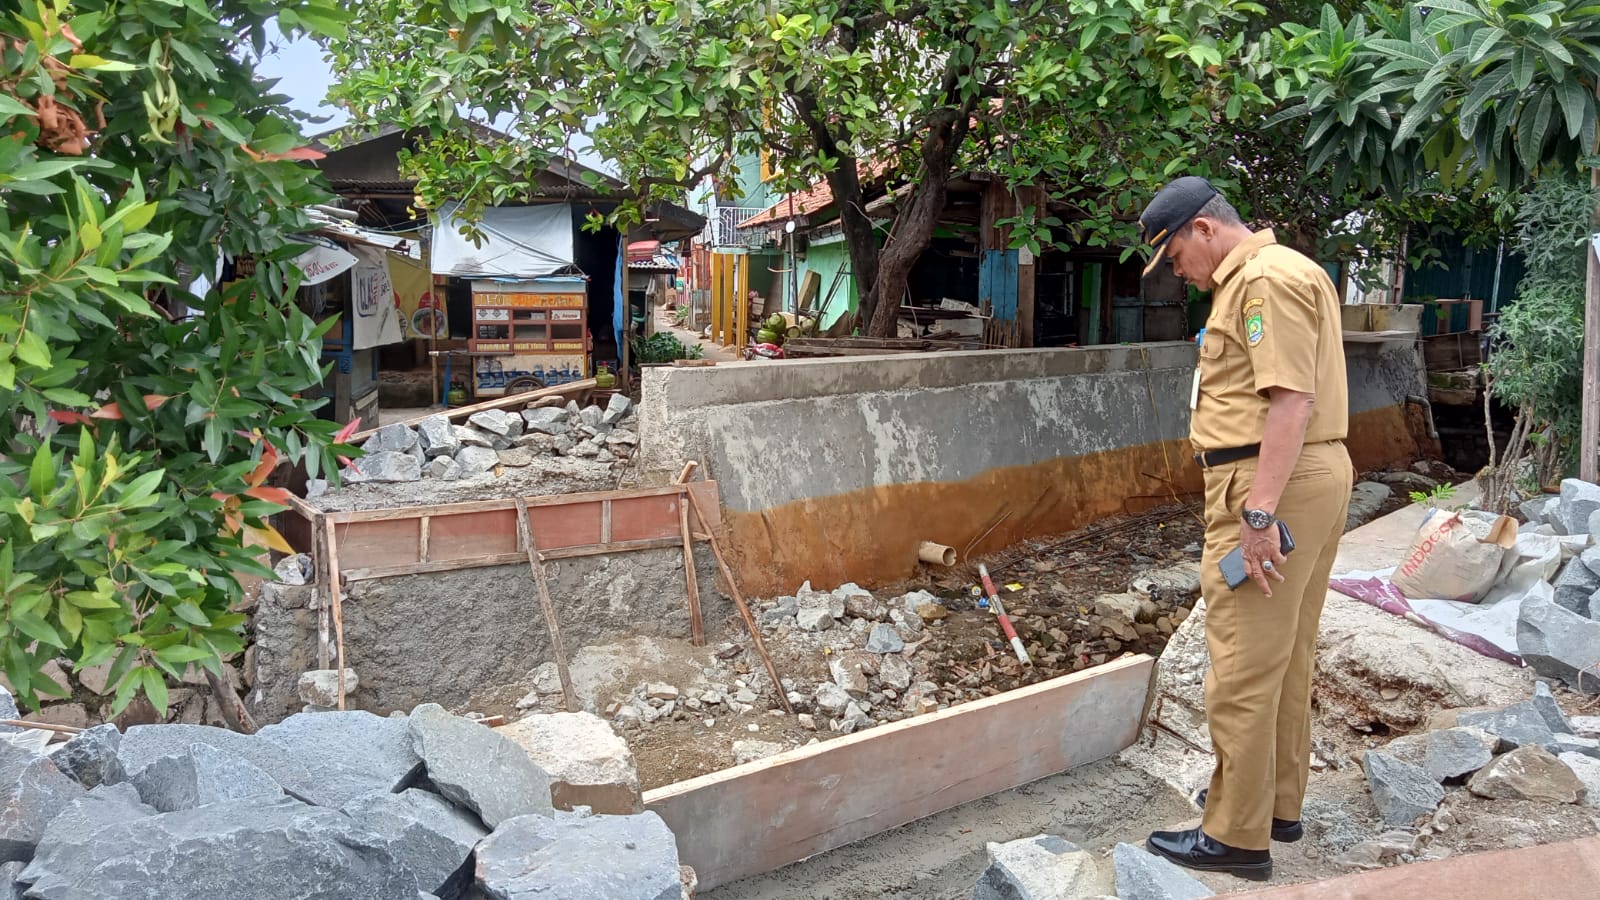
[978,564,1033,666]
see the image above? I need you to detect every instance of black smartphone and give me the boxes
[1219,521,1296,590]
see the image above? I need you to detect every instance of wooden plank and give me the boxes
[418,516,431,563]
[349,379,596,442]
[321,483,692,524]
[645,654,1155,891]
[339,538,690,581]
[601,499,613,544]
[324,523,349,711]
[685,481,721,531]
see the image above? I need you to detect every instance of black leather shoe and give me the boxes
[1146,826,1273,881]
[1194,788,1305,843]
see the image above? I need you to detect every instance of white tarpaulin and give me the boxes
[351,245,405,350]
[431,202,575,278]
[291,241,358,286]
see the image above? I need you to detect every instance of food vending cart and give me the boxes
[468,277,591,396]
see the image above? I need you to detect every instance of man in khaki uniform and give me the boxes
[1137,177,1352,882]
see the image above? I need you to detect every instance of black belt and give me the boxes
[1193,444,1261,469]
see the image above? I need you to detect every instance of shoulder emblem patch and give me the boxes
[1244,298,1265,346]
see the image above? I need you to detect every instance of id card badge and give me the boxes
[1190,327,1205,410]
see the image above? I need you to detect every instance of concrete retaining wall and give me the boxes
[640,338,1429,595]
[247,547,734,724]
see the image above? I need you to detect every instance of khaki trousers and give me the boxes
[1198,440,1352,850]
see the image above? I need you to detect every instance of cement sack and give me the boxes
[1392,509,1518,603]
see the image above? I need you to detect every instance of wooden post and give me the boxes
[324,523,349,711]
[1581,155,1600,482]
[1017,186,1045,348]
[675,463,704,646]
[515,497,580,711]
[682,487,793,714]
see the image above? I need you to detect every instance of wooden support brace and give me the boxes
[683,483,791,713]
[516,497,580,712]
[675,462,703,646]
[325,523,349,711]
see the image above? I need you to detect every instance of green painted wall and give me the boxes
[799,238,857,328]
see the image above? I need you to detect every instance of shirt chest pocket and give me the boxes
[1197,328,1244,396]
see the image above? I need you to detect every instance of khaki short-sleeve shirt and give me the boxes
[1190,229,1348,452]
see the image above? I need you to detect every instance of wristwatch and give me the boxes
[1243,508,1277,530]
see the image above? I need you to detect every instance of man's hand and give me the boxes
[1239,519,1287,596]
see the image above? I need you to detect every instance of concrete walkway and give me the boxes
[653,306,742,363]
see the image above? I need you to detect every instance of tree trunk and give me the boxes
[820,161,881,328]
[864,113,967,338]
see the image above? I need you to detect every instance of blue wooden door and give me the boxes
[980,250,1019,322]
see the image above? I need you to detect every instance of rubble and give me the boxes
[50,724,125,790]
[1558,752,1600,807]
[732,740,785,765]
[496,712,643,814]
[1363,751,1446,825]
[1551,557,1600,614]
[347,401,641,488]
[971,834,1102,900]
[1111,842,1213,900]
[1467,746,1585,804]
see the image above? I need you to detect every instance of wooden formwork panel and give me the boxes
[644,654,1156,891]
[303,482,722,581]
[333,519,421,570]
[427,508,519,559]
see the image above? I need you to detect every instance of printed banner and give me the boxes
[473,354,588,394]
[389,251,445,340]
[351,245,405,350]
[291,242,357,286]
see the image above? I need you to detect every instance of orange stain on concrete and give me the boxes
[724,406,1424,595]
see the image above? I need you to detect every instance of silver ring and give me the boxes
[1262,561,1276,572]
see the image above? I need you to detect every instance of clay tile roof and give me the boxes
[738,158,894,229]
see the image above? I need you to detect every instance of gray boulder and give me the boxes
[1520,495,1557,525]
[0,688,17,732]
[601,394,633,426]
[454,445,502,478]
[341,789,486,895]
[128,742,282,812]
[428,456,462,481]
[20,796,417,900]
[468,409,515,436]
[0,744,86,862]
[0,860,23,899]
[297,669,359,708]
[115,724,338,808]
[473,811,680,900]
[972,835,1101,900]
[1458,701,1558,751]
[1582,545,1600,579]
[50,723,125,789]
[1552,557,1600,615]
[522,407,566,428]
[1112,843,1213,900]
[1590,507,1600,541]
[354,450,421,483]
[1363,750,1445,825]
[1532,681,1576,734]
[417,416,460,459]
[408,704,552,828]
[364,423,419,455]
[1591,587,1600,622]
[1424,728,1494,781]
[1346,481,1392,531]
[454,425,495,448]
[1557,479,1600,537]
[1517,596,1600,694]
[256,711,423,808]
[865,623,905,654]
[578,405,605,429]
[32,782,153,860]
